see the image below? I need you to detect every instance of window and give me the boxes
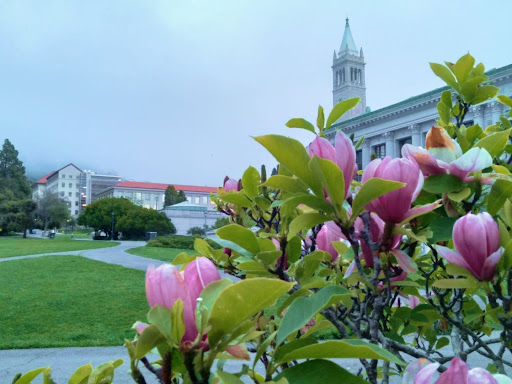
[144,193,150,200]
[62,174,66,178]
[68,192,72,197]
[62,182,65,187]
[398,137,412,156]
[202,196,208,204]
[60,191,64,197]
[135,192,142,201]
[356,149,363,171]
[372,144,386,159]
[75,201,78,206]
[75,210,78,215]
[69,175,72,179]
[69,183,72,188]
[194,197,200,204]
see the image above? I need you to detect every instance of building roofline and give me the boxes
[329,63,512,131]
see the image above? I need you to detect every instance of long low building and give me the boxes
[95,181,218,211]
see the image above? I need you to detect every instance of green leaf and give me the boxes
[87,360,123,384]
[309,156,345,212]
[428,217,457,243]
[135,324,166,359]
[277,339,405,366]
[171,300,186,344]
[262,175,308,193]
[68,363,93,384]
[326,98,360,128]
[148,305,173,340]
[436,336,450,350]
[351,177,405,217]
[474,129,512,158]
[208,278,295,347]
[437,101,451,124]
[354,136,364,150]
[472,85,500,105]
[287,212,330,240]
[254,135,322,196]
[423,174,465,194]
[216,224,260,254]
[286,236,302,263]
[466,124,485,143]
[14,368,48,384]
[280,194,334,216]
[448,187,471,202]
[216,371,245,384]
[253,331,276,371]
[276,286,350,345]
[432,278,476,289]
[488,179,512,216]
[275,359,369,384]
[274,338,318,363]
[219,192,253,208]
[242,166,260,199]
[430,62,459,90]
[453,53,475,84]
[440,90,453,108]
[317,106,325,131]
[497,95,512,108]
[286,118,315,134]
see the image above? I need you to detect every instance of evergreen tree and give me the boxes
[0,139,34,236]
[164,185,177,207]
[176,190,186,204]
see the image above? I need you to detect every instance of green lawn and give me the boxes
[0,255,148,349]
[0,236,119,258]
[126,246,195,262]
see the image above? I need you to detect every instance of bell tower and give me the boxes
[332,18,366,121]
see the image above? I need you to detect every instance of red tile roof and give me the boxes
[36,171,56,184]
[114,181,218,193]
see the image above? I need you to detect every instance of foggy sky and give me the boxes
[1,1,511,186]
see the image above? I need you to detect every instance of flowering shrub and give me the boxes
[13,54,512,384]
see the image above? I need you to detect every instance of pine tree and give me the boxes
[164,185,177,207]
[0,139,34,236]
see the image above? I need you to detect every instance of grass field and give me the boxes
[0,236,119,258]
[0,255,148,349]
[126,246,195,262]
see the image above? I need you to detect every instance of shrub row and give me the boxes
[147,235,221,250]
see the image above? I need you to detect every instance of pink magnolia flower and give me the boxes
[404,357,497,384]
[145,258,220,344]
[402,126,492,182]
[437,212,503,281]
[316,221,346,262]
[362,156,439,224]
[408,295,420,309]
[307,132,357,198]
[354,213,402,267]
[223,176,239,192]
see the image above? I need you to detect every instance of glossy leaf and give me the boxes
[280,194,334,216]
[309,156,345,212]
[216,224,260,254]
[208,278,294,347]
[497,95,512,108]
[423,174,465,194]
[262,175,308,193]
[432,278,477,289]
[14,368,48,384]
[135,324,166,359]
[242,166,260,199]
[287,212,330,240]
[326,98,360,128]
[487,179,512,216]
[216,371,245,384]
[275,359,368,384]
[254,135,322,196]
[428,217,457,243]
[87,360,123,384]
[286,236,302,263]
[286,118,315,134]
[351,177,405,217]
[317,105,325,131]
[219,192,253,208]
[430,62,459,90]
[277,339,404,365]
[438,101,451,124]
[447,187,471,202]
[453,53,475,83]
[472,85,500,104]
[276,286,350,345]
[68,363,93,384]
[474,128,511,158]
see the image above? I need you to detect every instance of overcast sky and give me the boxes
[1,1,511,186]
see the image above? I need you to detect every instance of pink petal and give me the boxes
[480,248,503,281]
[409,296,420,309]
[467,368,499,384]
[436,245,479,278]
[335,131,357,197]
[400,200,441,225]
[402,144,446,177]
[436,357,469,384]
[134,321,148,335]
[226,345,251,360]
[414,362,440,384]
[448,147,492,180]
[391,249,416,273]
[307,136,336,162]
[184,257,221,303]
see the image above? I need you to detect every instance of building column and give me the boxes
[471,105,484,128]
[409,124,421,147]
[491,102,503,125]
[383,131,395,158]
[362,140,371,169]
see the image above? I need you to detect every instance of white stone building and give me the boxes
[96,181,218,211]
[161,201,224,235]
[39,163,83,217]
[326,20,512,170]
